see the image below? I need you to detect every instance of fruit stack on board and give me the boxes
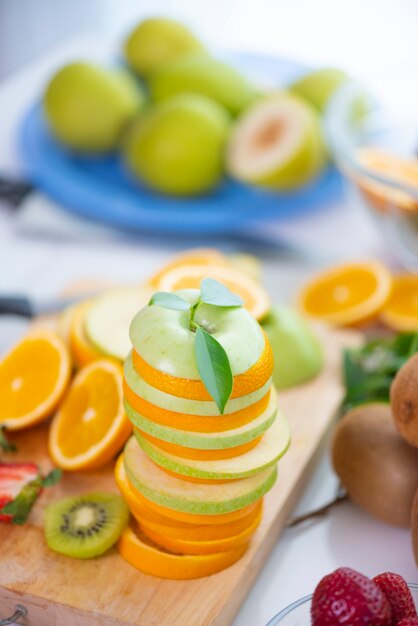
[116,288,291,579]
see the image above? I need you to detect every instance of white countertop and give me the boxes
[0,17,416,626]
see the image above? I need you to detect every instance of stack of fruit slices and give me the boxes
[116,288,290,579]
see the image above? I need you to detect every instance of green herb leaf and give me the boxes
[41,468,62,487]
[200,278,244,308]
[0,426,16,452]
[194,327,233,414]
[149,292,190,312]
[1,479,42,525]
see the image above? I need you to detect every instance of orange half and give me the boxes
[49,360,131,470]
[148,248,228,287]
[0,330,71,431]
[380,274,418,331]
[298,261,392,327]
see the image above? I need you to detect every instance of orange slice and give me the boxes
[49,360,131,471]
[148,248,227,287]
[115,455,258,525]
[0,330,71,431]
[355,147,418,213]
[139,430,261,460]
[141,508,261,555]
[298,261,392,327]
[380,274,418,331]
[155,263,271,320]
[123,381,271,432]
[69,301,104,368]
[131,334,273,400]
[118,524,247,579]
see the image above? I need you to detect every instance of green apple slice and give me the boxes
[85,286,152,360]
[124,387,277,449]
[226,93,326,191]
[135,412,290,480]
[124,353,272,416]
[124,436,277,514]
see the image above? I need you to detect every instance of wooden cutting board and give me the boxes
[0,325,360,626]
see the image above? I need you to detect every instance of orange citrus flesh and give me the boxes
[118,524,248,579]
[49,360,131,471]
[148,248,228,287]
[69,301,104,368]
[138,430,262,461]
[115,455,258,525]
[380,274,418,331]
[131,335,273,401]
[298,261,392,327]
[155,263,271,321]
[141,508,261,555]
[0,330,71,431]
[123,381,271,432]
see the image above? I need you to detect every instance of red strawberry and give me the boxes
[373,573,417,624]
[396,619,418,626]
[312,567,392,626]
[0,463,40,523]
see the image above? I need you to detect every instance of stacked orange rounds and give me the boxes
[116,289,290,579]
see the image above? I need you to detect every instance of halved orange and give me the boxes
[0,330,71,431]
[148,248,227,287]
[141,508,261,555]
[380,274,418,331]
[123,381,271,433]
[131,334,273,401]
[49,360,131,471]
[69,301,104,368]
[298,261,392,327]
[118,524,247,579]
[155,263,271,320]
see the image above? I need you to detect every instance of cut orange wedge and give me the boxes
[148,248,228,287]
[155,263,271,320]
[298,261,392,327]
[0,330,71,431]
[69,301,104,368]
[380,274,418,331]
[131,334,273,401]
[141,508,260,555]
[49,360,131,471]
[118,524,248,579]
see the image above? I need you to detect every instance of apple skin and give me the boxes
[124,17,205,78]
[124,390,277,449]
[149,53,257,116]
[290,68,349,113]
[227,93,327,191]
[129,288,265,379]
[43,62,144,153]
[261,306,323,389]
[122,94,230,196]
[124,436,277,514]
[135,412,290,479]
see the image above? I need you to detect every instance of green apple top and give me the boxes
[130,288,265,380]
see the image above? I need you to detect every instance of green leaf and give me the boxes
[1,480,42,525]
[194,327,233,414]
[41,468,62,487]
[200,278,244,308]
[0,426,16,452]
[149,292,191,312]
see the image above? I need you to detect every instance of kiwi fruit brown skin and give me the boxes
[391,353,418,448]
[332,402,418,527]
[411,487,418,566]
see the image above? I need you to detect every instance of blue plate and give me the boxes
[18,53,342,235]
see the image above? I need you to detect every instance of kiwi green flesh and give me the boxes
[44,493,129,559]
[391,353,418,448]
[332,402,418,527]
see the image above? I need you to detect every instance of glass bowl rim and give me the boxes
[266,582,418,625]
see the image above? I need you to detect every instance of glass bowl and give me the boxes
[324,80,418,270]
[266,583,418,625]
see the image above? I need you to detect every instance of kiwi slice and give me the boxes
[44,493,129,559]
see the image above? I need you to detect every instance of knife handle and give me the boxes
[0,176,34,208]
[0,296,33,317]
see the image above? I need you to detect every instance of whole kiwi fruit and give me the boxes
[332,402,418,527]
[391,353,418,448]
[411,486,418,566]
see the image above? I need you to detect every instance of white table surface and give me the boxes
[0,28,416,626]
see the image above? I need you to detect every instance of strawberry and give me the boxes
[0,463,61,524]
[311,567,392,626]
[373,573,417,624]
[396,619,418,626]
